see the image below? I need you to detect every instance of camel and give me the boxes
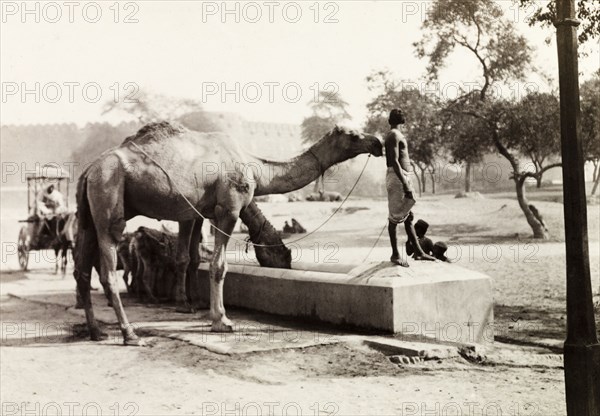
[73,121,383,345]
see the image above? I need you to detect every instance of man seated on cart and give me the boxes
[36,184,65,216]
[27,184,66,247]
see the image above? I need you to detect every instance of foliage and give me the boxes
[414,0,533,93]
[364,70,442,173]
[580,72,600,163]
[440,99,490,165]
[413,0,535,197]
[519,0,600,44]
[103,89,210,124]
[70,122,140,179]
[301,91,351,145]
[502,92,562,181]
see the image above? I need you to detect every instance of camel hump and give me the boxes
[122,121,187,145]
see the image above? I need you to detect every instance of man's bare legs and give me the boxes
[388,221,409,267]
[404,213,436,261]
[389,212,436,266]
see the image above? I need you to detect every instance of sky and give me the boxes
[1,0,599,127]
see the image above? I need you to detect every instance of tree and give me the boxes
[301,91,351,192]
[414,0,532,94]
[364,71,442,195]
[519,0,600,44]
[519,2,599,194]
[504,92,562,188]
[439,106,490,192]
[414,0,554,239]
[414,0,532,193]
[102,89,210,124]
[580,73,600,195]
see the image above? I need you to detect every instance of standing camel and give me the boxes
[74,122,383,345]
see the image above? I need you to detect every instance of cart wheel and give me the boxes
[18,226,30,271]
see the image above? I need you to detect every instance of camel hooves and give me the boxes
[175,304,196,314]
[145,297,160,305]
[90,329,108,341]
[211,319,234,333]
[123,335,145,347]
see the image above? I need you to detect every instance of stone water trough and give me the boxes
[197,261,494,344]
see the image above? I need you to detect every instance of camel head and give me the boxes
[317,126,383,164]
[255,244,292,269]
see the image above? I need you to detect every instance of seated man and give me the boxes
[283,221,294,234]
[405,219,434,257]
[291,218,306,233]
[36,184,65,216]
[432,241,451,263]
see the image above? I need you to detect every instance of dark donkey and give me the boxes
[51,213,77,276]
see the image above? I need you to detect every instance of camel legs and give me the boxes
[120,252,131,292]
[174,220,194,313]
[87,169,141,346]
[73,228,105,340]
[210,204,238,332]
[95,232,142,345]
[140,255,159,304]
[187,219,204,308]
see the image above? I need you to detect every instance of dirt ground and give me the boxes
[1,188,599,415]
[0,294,566,416]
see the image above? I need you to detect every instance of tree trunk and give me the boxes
[411,162,422,197]
[591,173,600,196]
[536,176,543,188]
[464,162,472,192]
[515,177,549,239]
[591,162,600,196]
[420,168,427,195]
[430,170,436,194]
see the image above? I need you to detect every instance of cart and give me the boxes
[17,167,73,271]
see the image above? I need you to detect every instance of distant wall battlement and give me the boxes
[182,111,303,157]
[1,114,304,186]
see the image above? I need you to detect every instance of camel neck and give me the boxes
[251,148,325,196]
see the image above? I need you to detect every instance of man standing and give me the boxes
[385,108,435,267]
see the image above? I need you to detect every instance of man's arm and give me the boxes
[53,191,65,208]
[384,133,412,195]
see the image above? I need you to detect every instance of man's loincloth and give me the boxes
[386,167,415,224]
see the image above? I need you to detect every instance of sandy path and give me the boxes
[1,296,564,416]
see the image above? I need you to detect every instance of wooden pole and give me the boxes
[554,1,600,414]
